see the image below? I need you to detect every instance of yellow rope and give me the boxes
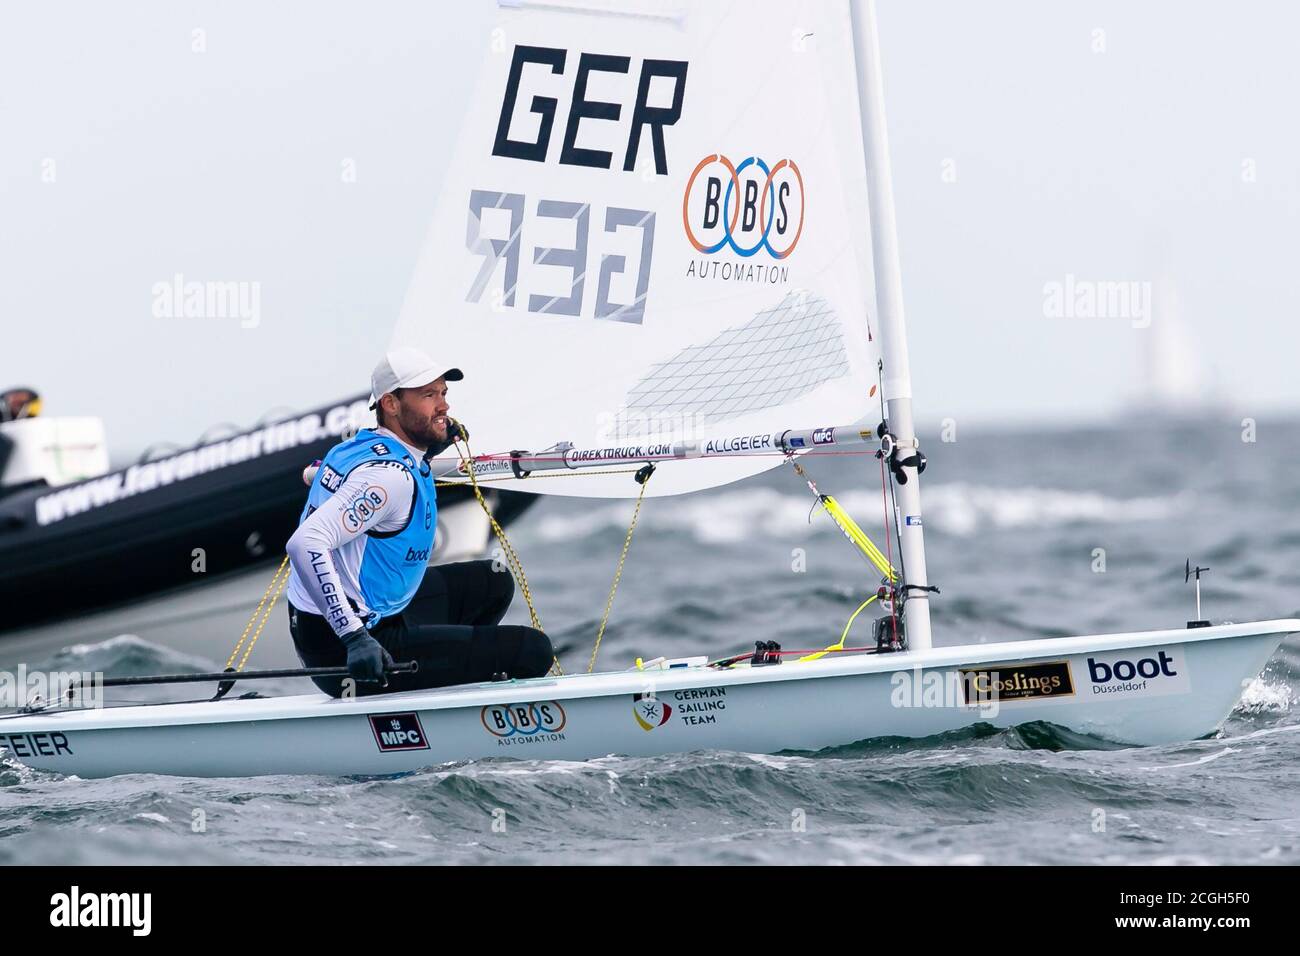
[226,555,290,670]
[224,437,630,680]
[798,593,878,662]
[818,494,898,582]
[588,468,652,673]
[788,459,897,582]
[238,560,292,671]
[453,436,562,675]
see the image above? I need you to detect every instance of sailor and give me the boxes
[0,387,41,422]
[0,387,42,482]
[285,347,552,696]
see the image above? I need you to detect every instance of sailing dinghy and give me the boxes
[3,0,1293,778]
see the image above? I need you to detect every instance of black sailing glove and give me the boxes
[340,626,395,686]
[425,417,469,459]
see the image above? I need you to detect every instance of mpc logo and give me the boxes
[368,712,429,752]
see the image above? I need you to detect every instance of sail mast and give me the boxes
[849,0,934,651]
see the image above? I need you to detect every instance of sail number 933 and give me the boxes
[466,190,655,325]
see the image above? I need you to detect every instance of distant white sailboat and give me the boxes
[2,0,1292,778]
[1129,272,1226,421]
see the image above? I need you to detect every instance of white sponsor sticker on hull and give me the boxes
[1080,646,1190,701]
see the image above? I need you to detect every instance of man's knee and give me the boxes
[485,561,515,603]
[504,625,552,678]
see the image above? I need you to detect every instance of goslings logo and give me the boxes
[683,153,804,285]
[959,660,1075,705]
[632,692,672,731]
[481,701,568,746]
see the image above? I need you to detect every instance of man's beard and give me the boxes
[397,407,445,448]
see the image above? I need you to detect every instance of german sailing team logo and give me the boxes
[682,154,805,259]
[481,701,568,745]
[632,692,672,731]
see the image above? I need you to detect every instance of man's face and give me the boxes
[389,379,450,447]
[2,390,36,421]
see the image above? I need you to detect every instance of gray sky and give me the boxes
[3,0,1298,456]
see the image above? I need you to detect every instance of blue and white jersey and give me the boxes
[286,428,436,636]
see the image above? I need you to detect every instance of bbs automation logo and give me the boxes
[340,485,388,533]
[481,701,567,746]
[368,712,429,752]
[682,154,804,259]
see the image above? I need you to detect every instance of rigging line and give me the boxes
[799,593,879,662]
[875,362,907,639]
[226,555,290,670]
[879,454,898,642]
[877,366,908,589]
[787,456,895,580]
[587,466,653,673]
[237,558,291,673]
[454,435,563,676]
[434,467,639,487]
[888,459,906,583]
[708,644,882,668]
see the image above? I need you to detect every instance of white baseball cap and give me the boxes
[369,346,463,409]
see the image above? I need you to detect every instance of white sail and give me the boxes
[391,0,883,497]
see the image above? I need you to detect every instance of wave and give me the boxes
[36,634,216,678]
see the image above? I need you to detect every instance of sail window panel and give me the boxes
[611,290,853,429]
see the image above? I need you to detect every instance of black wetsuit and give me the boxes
[289,559,552,697]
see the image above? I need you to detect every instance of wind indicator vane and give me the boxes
[1185,559,1210,628]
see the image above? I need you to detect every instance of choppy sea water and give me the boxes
[2,417,1297,864]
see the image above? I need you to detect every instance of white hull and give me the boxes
[2,621,1292,778]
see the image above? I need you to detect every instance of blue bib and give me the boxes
[298,429,436,622]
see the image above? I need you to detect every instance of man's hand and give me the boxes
[426,417,469,458]
[340,626,396,686]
